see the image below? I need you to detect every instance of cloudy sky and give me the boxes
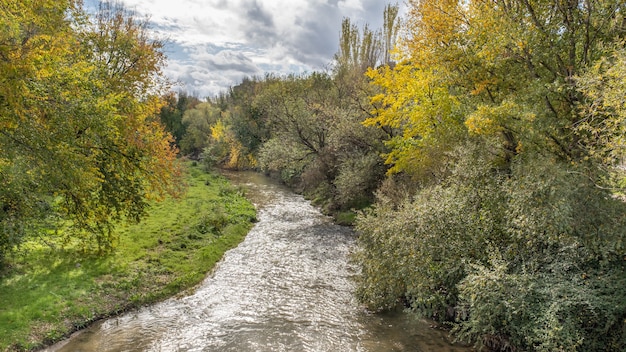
[86,0,404,98]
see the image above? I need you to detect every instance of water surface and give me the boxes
[45,171,470,351]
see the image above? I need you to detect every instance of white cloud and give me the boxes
[91,0,404,97]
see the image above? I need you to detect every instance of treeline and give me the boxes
[162,1,626,350]
[160,5,402,219]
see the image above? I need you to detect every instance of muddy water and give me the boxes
[46,171,471,352]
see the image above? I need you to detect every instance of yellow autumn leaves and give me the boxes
[1,0,181,253]
[365,0,625,181]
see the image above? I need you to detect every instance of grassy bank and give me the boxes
[0,163,256,351]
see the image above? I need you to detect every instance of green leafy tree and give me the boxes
[254,74,336,185]
[179,102,221,157]
[382,3,401,66]
[0,0,181,259]
[159,91,201,146]
[226,77,270,158]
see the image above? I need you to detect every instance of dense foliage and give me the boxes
[169,1,626,350]
[0,1,181,260]
[354,0,626,350]
[355,145,626,350]
[16,0,618,349]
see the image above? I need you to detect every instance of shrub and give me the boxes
[334,153,384,209]
[354,144,626,351]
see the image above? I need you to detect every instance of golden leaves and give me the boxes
[365,60,462,176]
[1,0,181,251]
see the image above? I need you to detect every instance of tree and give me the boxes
[356,0,626,349]
[576,44,626,189]
[365,63,465,182]
[201,77,268,170]
[179,102,221,157]
[159,91,201,146]
[369,0,625,174]
[382,3,401,66]
[225,77,269,156]
[254,73,336,186]
[0,0,181,259]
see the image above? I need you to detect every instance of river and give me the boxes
[45,171,471,352]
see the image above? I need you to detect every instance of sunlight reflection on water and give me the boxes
[45,171,472,352]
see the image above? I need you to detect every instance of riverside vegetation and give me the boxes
[162,1,626,351]
[0,163,256,350]
[2,0,626,351]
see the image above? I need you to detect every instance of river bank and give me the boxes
[43,170,473,352]
[0,163,256,351]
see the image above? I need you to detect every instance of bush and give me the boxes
[334,153,384,209]
[456,251,626,351]
[195,207,229,235]
[354,144,626,351]
[258,137,309,186]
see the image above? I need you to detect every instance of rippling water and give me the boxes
[45,171,471,352]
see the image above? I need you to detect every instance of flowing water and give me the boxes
[45,171,472,352]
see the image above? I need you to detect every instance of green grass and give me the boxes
[0,163,256,351]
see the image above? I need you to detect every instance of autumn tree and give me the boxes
[178,102,221,157]
[159,91,201,146]
[366,0,625,176]
[200,77,268,170]
[576,43,626,189]
[356,0,626,350]
[0,0,181,259]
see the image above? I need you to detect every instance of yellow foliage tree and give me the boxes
[0,0,181,255]
[367,0,626,178]
[365,62,464,178]
[209,114,257,170]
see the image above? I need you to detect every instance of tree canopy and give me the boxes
[355,0,626,350]
[0,0,181,258]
